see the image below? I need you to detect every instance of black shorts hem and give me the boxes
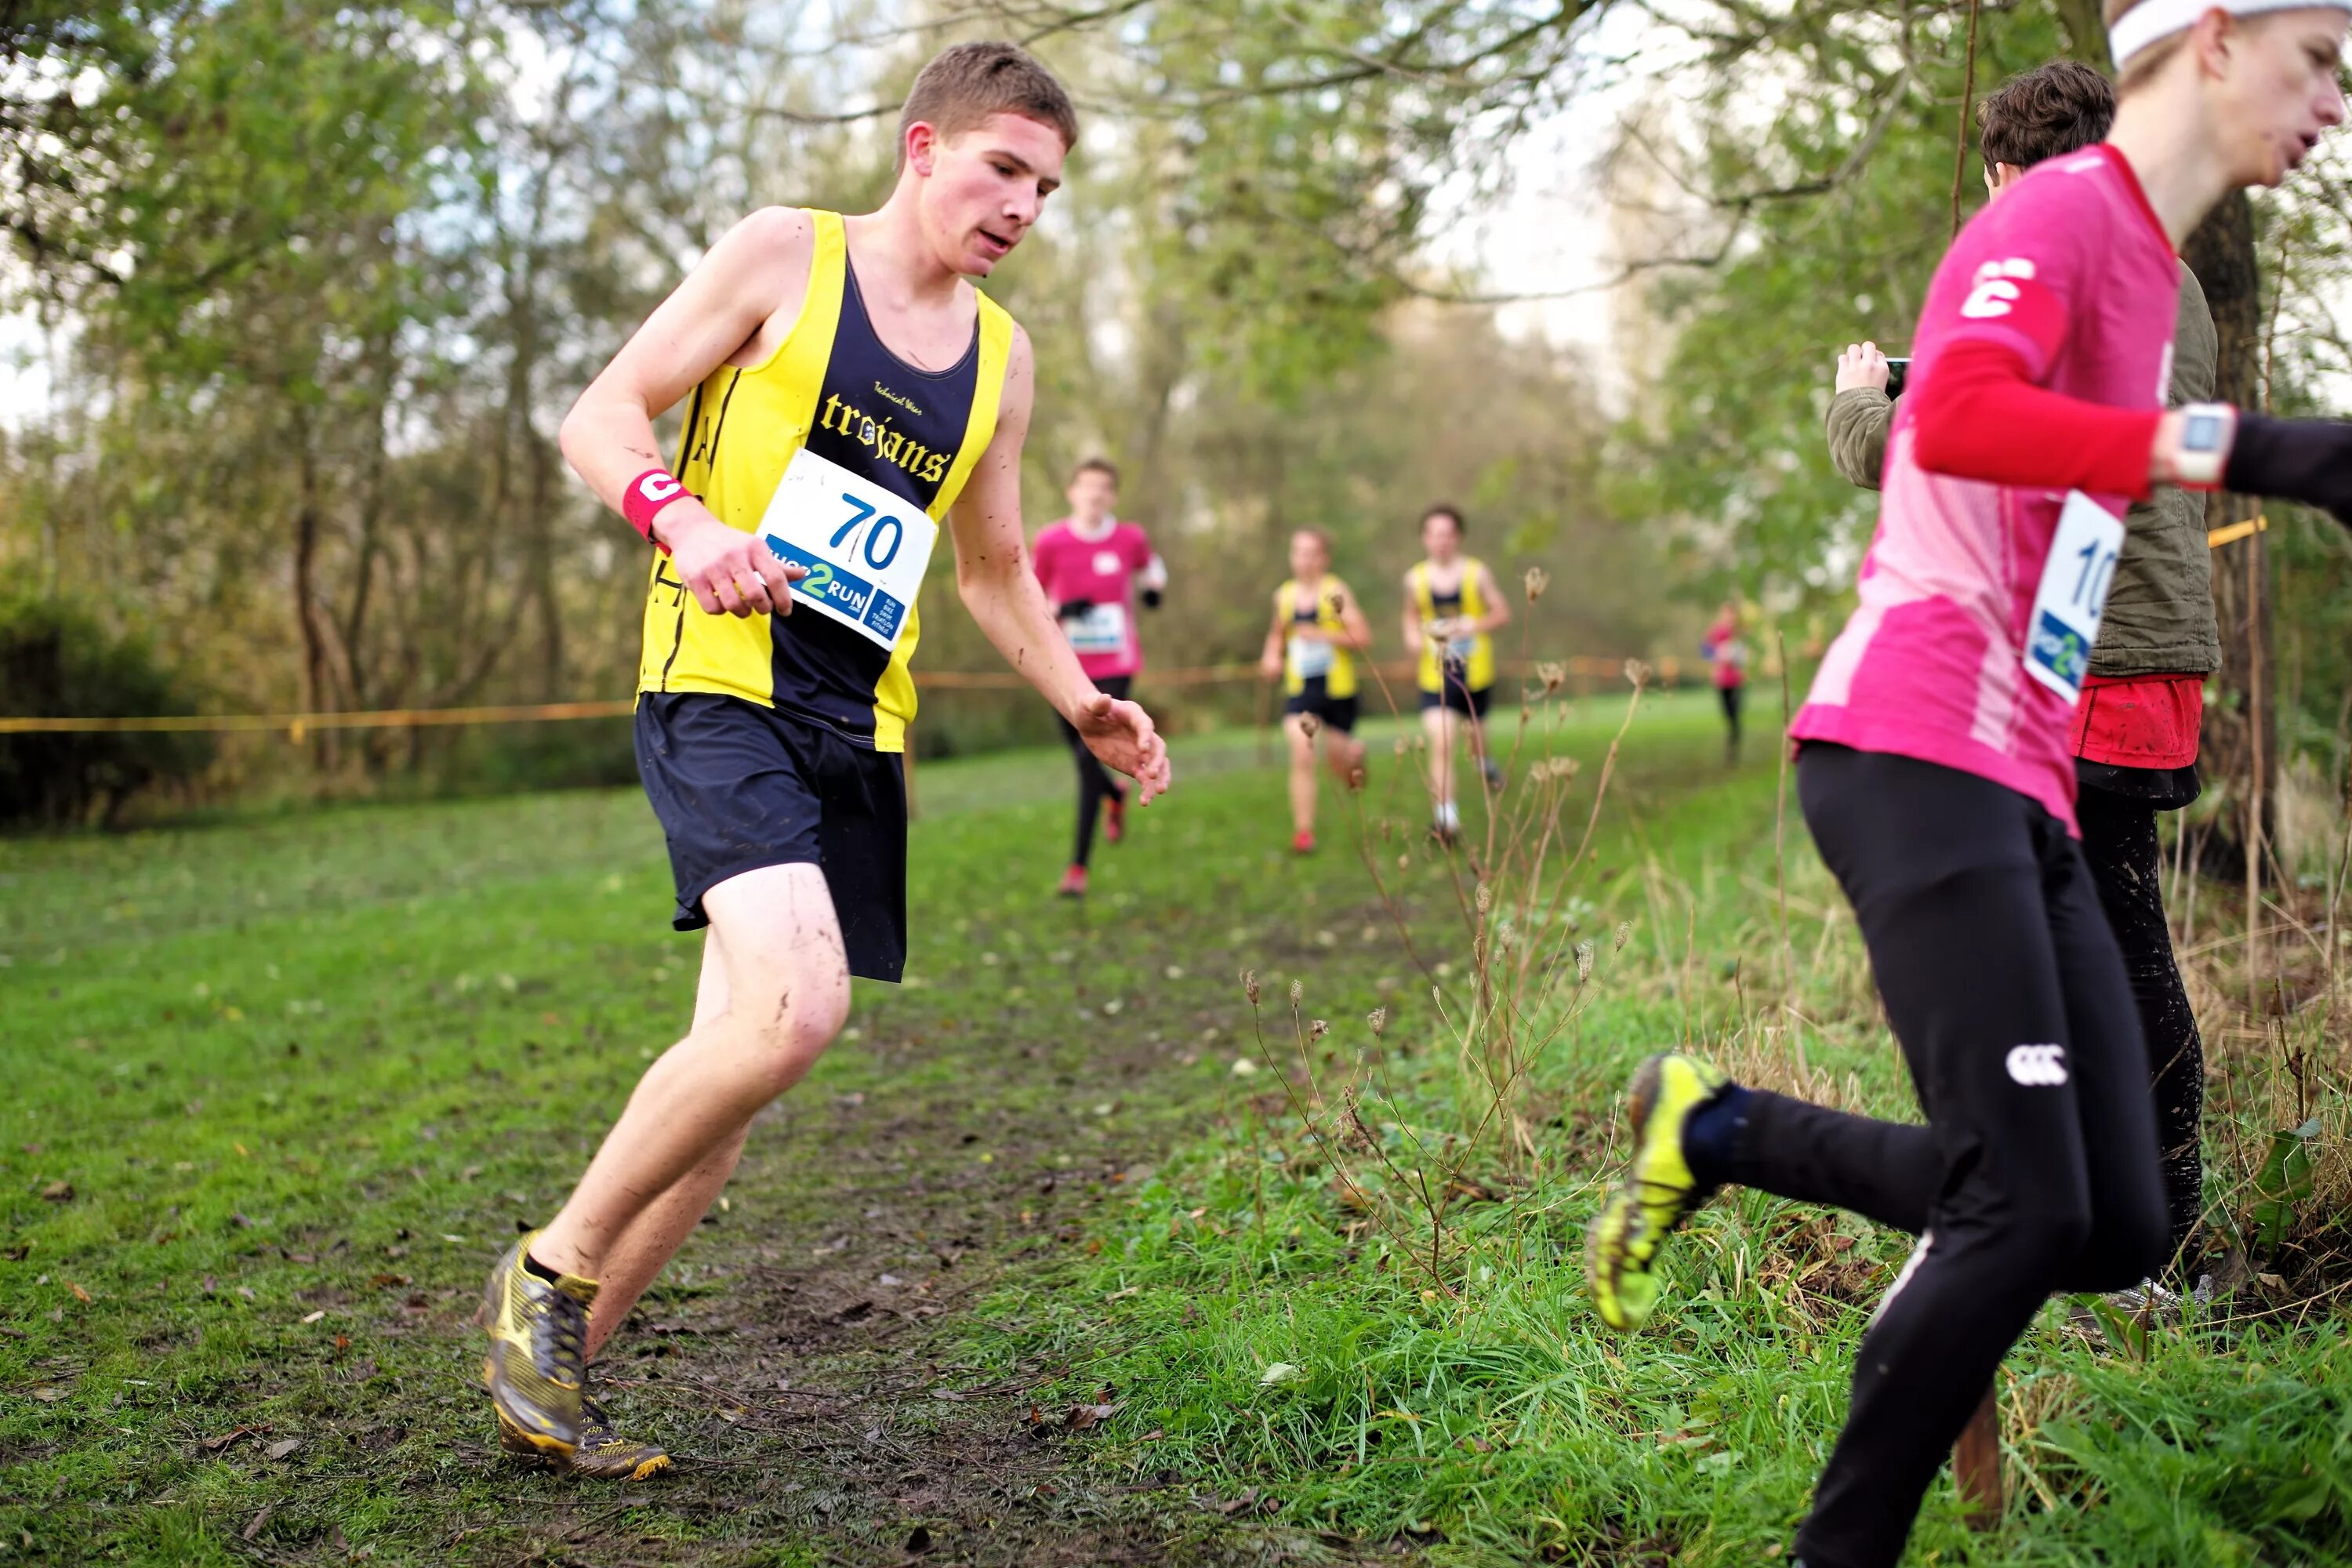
[1283,684,1358,733]
[670,850,822,932]
[1418,682,1491,717]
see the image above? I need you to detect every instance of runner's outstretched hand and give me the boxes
[1073,691,1172,804]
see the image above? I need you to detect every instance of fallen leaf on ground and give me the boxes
[265,1438,301,1460]
[30,1388,66,1403]
[67,1283,89,1304]
[38,1182,71,1203]
[241,1504,274,1540]
[1066,1401,1118,1431]
[1259,1363,1303,1386]
[201,1425,260,1452]
[299,1310,325,1324]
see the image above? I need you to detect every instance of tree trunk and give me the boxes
[291,410,336,772]
[2183,193,2275,873]
[2053,0,2110,64]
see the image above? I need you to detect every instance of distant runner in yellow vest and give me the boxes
[1259,528,1371,855]
[1402,504,1509,843]
[472,42,1171,1481]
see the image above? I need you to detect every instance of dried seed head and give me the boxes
[1397,852,1410,870]
[1613,920,1633,953]
[1475,884,1491,913]
[1524,566,1552,604]
[1298,712,1322,740]
[1623,659,1653,689]
[1243,967,1261,1005]
[1367,1005,1388,1037]
[1536,659,1567,694]
[1308,1018,1330,1042]
[1576,939,1595,985]
[1394,736,1409,757]
[1288,977,1304,1005]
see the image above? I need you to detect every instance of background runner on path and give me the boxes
[1401,505,1508,842]
[1825,57,2219,1279]
[1700,597,1748,764]
[1033,456,1164,896]
[474,42,1170,1479]
[1262,528,1370,855]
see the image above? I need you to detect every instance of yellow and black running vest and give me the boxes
[1410,557,1495,694]
[1277,575,1357,699]
[637,209,1015,753]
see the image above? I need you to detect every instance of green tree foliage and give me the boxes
[1609,2,2076,607]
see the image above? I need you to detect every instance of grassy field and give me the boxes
[3,688,2348,1566]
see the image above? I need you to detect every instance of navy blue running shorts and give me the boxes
[1418,677,1491,718]
[633,691,908,982]
[1282,677,1359,734]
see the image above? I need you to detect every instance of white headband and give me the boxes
[2111,0,2352,68]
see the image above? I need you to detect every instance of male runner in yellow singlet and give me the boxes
[1400,505,1509,842]
[1260,528,1371,855]
[474,42,1171,1478]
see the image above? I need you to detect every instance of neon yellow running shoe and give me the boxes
[499,1391,672,1480]
[1584,1052,1730,1332]
[477,1233,595,1457]
[569,1395,673,1480]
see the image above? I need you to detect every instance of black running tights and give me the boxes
[1716,744,2167,1568]
[1055,674,1131,869]
[2075,782,2205,1259]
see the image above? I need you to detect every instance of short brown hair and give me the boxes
[897,42,1078,172]
[1071,456,1119,486]
[1977,60,2114,176]
[1420,503,1466,534]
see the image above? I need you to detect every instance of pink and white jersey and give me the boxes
[1033,518,1154,680]
[1788,144,2181,833]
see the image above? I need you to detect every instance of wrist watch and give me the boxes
[2172,401,2237,490]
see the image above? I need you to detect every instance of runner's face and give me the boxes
[2213,9,2348,186]
[916,113,1068,276]
[1290,533,1328,582]
[1421,514,1461,562]
[1067,470,1116,523]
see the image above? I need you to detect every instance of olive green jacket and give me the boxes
[1823,261,2221,677]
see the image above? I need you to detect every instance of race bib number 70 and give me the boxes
[756,446,938,650]
[2023,489,2125,704]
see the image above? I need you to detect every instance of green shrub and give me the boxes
[0,594,212,828]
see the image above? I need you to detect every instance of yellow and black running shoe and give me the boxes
[1584,1052,1730,1332]
[477,1232,594,1457]
[498,1391,671,1479]
[569,1395,673,1480]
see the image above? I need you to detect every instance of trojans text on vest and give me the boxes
[818,393,950,487]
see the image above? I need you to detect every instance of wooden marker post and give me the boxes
[1955,1381,2002,1530]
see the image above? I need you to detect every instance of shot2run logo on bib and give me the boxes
[2005,1044,2070,1087]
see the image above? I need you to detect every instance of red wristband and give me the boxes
[622,468,691,550]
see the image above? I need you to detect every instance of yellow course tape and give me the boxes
[2208,514,2268,549]
[0,655,1681,735]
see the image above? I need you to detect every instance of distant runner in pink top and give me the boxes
[1033,457,1167,894]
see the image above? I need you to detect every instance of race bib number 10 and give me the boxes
[2023,488,2125,705]
[756,446,939,650]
